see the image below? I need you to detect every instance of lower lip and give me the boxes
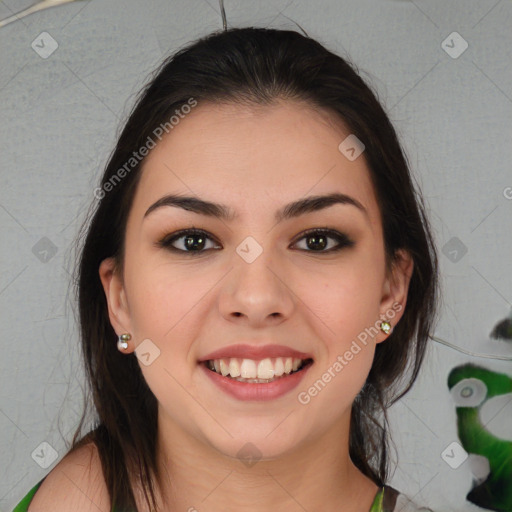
[200,361,313,401]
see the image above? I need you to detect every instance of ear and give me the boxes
[99,257,133,345]
[376,249,414,343]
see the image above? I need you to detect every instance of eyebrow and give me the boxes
[144,192,368,223]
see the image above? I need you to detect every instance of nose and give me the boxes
[218,247,295,328]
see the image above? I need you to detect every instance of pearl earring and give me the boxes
[117,333,131,351]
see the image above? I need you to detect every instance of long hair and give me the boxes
[70,27,439,511]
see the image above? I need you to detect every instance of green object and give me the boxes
[11,476,122,512]
[370,487,385,511]
[11,479,43,512]
[448,364,512,511]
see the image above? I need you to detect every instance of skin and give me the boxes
[99,100,414,512]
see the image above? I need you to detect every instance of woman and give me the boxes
[14,26,438,512]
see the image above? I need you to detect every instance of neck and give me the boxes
[139,409,379,512]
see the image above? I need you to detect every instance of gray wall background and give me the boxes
[1,0,511,510]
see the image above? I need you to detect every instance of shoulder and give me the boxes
[29,441,111,512]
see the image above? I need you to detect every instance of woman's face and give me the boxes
[100,100,412,460]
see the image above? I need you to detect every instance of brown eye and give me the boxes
[292,229,354,253]
[157,229,221,254]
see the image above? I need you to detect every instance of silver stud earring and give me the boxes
[117,333,131,351]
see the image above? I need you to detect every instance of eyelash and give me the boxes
[156,227,354,255]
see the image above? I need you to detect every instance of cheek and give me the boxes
[295,333,375,434]
[124,253,212,337]
[296,250,385,347]
[124,264,208,400]
[296,264,381,417]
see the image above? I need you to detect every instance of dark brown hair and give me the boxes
[69,26,439,511]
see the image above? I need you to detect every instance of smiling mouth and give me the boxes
[203,357,314,383]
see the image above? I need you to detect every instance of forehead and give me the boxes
[132,100,380,225]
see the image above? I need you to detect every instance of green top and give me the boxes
[12,478,412,511]
[12,479,44,511]
[12,478,46,512]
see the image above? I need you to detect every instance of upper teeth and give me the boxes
[208,357,304,379]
